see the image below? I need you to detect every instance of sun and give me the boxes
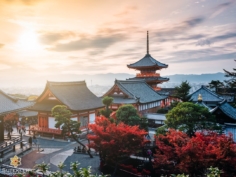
[17,29,42,52]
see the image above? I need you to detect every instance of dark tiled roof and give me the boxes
[0,90,34,115]
[127,54,168,69]
[35,81,104,111]
[218,94,235,103]
[195,101,215,112]
[113,80,166,103]
[189,85,224,102]
[112,96,137,104]
[218,101,236,120]
[30,99,61,112]
[18,110,38,117]
[157,88,177,96]
[127,77,169,82]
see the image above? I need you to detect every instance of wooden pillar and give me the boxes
[13,145,15,151]
[0,116,4,142]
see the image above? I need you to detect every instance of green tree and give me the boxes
[116,104,148,130]
[116,104,140,125]
[174,81,192,102]
[100,96,113,118]
[207,80,224,93]
[51,105,93,158]
[224,60,236,87]
[165,102,222,137]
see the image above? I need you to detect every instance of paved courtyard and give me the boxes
[22,137,100,174]
[3,126,101,175]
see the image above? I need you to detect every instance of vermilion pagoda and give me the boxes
[127,31,169,91]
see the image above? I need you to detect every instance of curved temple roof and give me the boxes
[104,80,166,104]
[127,53,168,69]
[0,90,34,115]
[32,81,104,111]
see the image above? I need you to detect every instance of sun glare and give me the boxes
[17,29,42,52]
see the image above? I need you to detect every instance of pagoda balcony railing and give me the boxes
[29,124,62,135]
[136,73,160,77]
[152,86,162,91]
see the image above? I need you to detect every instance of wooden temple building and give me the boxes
[0,90,34,141]
[103,80,166,115]
[29,81,104,136]
[127,31,169,91]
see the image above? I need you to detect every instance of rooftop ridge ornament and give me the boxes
[198,94,203,102]
[147,31,149,54]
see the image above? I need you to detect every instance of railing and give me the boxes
[29,125,61,135]
[136,73,160,77]
[0,137,21,151]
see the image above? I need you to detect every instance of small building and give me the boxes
[144,113,166,128]
[189,85,224,108]
[29,81,104,135]
[103,80,166,115]
[213,100,236,124]
[0,90,34,141]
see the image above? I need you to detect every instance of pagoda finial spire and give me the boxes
[147,31,149,54]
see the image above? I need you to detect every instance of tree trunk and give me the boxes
[71,133,93,158]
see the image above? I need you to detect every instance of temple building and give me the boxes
[190,86,236,124]
[103,80,166,115]
[0,90,34,141]
[127,31,169,91]
[189,86,224,108]
[29,81,104,136]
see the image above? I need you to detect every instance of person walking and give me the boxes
[28,137,33,148]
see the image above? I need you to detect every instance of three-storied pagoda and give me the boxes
[127,31,169,91]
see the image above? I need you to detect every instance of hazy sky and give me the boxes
[0,0,236,83]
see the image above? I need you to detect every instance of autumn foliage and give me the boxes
[154,129,236,176]
[88,116,148,165]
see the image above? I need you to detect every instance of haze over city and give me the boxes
[0,0,236,88]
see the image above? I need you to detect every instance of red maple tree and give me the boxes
[154,129,236,176]
[87,116,148,170]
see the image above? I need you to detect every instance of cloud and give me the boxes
[2,0,43,5]
[211,32,236,43]
[210,1,234,19]
[39,31,77,45]
[154,17,205,42]
[0,44,4,48]
[48,33,127,52]
[172,52,236,64]
[114,6,138,17]
[196,39,211,46]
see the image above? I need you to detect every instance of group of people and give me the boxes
[4,119,27,139]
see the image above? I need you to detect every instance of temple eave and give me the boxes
[127,65,168,70]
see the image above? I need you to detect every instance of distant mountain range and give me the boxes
[0,72,227,96]
[0,72,227,88]
[166,72,226,84]
[84,72,227,86]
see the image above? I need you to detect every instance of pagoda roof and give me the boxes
[217,100,236,120]
[104,80,166,104]
[32,81,104,112]
[0,90,34,115]
[127,76,169,82]
[195,101,216,113]
[127,54,168,69]
[189,85,224,103]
